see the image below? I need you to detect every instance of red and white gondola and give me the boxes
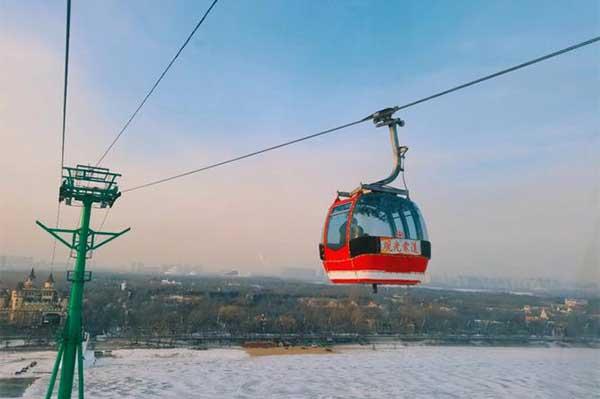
[319,108,431,293]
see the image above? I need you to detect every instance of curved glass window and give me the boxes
[352,193,428,240]
[413,203,429,240]
[326,203,350,249]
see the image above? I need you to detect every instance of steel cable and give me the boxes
[96,0,220,166]
[122,36,600,193]
[50,0,72,269]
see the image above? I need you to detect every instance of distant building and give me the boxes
[130,262,144,273]
[525,307,552,323]
[564,298,588,311]
[2,269,66,326]
[160,263,202,275]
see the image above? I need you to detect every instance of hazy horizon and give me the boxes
[1,1,598,283]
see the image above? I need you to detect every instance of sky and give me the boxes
[0,0,598,282]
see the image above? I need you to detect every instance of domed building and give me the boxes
[7,268,66,326]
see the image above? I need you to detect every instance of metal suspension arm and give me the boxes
[369,108,407,187]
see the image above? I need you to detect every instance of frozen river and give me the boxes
[1,346,598,398]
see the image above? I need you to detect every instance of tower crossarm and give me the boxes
[36,221,130,256]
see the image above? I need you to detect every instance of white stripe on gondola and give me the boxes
[327,270,426,281]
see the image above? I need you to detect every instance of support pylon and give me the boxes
[38,165,129,399]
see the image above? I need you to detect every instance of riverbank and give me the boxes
[0,334,600,353]
[4,334,599,353]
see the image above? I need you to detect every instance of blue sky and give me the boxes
[8,1,597,151]
[1,1,598,281]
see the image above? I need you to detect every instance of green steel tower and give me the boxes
[38,165,130,399]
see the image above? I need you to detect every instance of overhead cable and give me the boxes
[96,0,220,166]
[123,119,368,192]
[50,0,72,269]
[123,36,600,193]
[393,35,600,112]
[60,0,71,170]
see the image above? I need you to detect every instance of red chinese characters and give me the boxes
[380,238,421,255]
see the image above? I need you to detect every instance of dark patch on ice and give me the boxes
[0,377,37,398]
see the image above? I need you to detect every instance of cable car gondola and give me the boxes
[319,108,431,293]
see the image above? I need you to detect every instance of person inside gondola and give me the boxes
[350,217,364,238]
[337,217,365,244]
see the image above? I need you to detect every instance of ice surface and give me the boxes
[1,346,598,398]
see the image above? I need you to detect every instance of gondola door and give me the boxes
[321,198,354,283]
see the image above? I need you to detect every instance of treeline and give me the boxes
[73,274,600,339]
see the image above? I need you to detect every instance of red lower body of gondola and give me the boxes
[324,254,429,285]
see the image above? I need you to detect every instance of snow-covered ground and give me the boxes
[1,346,598,398]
